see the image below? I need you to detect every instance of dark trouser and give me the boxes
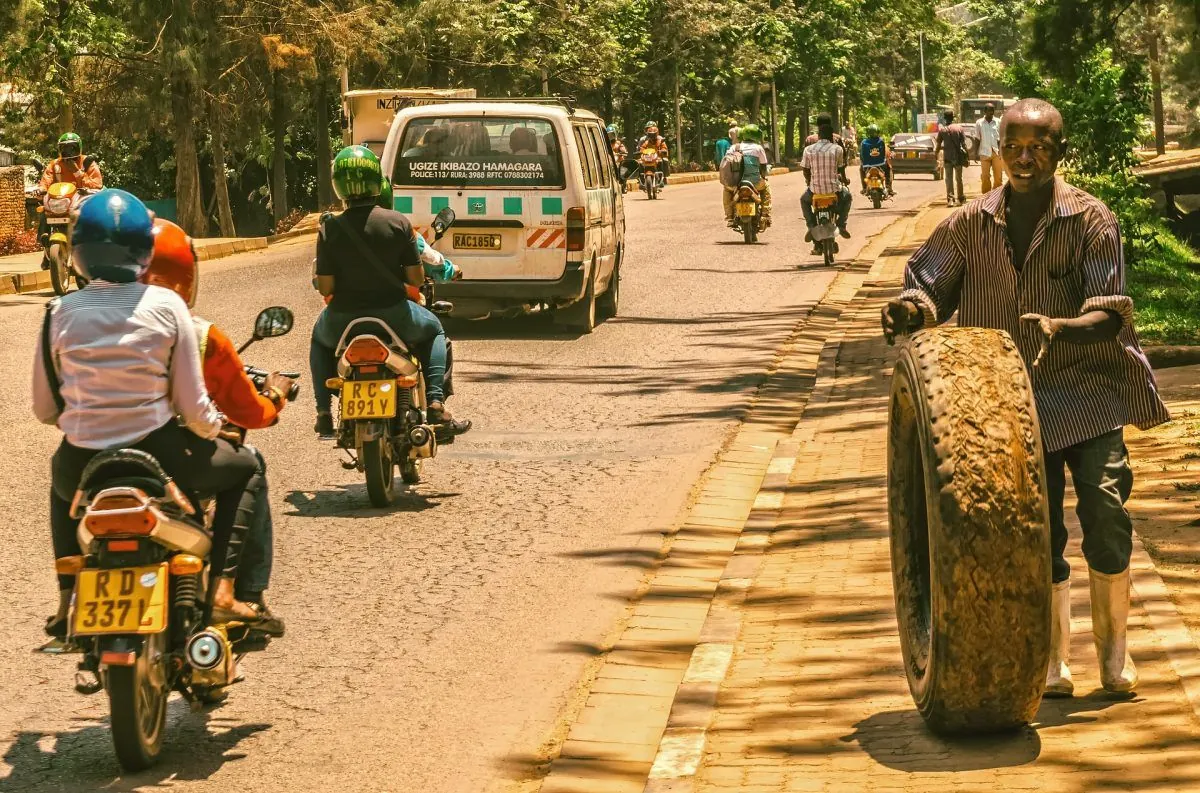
[944,161,965,201]
[1046,428,1134,584]
[801,187,852,231]
[310,302,448,413]
[859,163,893,191]
[233,449,272,603]
[51,423,258,590]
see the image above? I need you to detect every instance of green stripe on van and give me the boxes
[541,197,563,216]
[394,196,413,214]
[503,197,523,215]
[431,196,450,213]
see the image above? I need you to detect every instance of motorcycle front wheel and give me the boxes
[48,243,73,295]
[107,633,169,771]
[363,438,395,507]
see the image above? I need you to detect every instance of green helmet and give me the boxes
[867,123,880,136]
[376,176,394,210]
[332,145,383,203]
[57,132,82,157]
[740,124,763,143]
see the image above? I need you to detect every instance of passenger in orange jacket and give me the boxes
[141,219,291,634]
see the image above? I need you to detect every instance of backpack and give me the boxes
[719,146,744,188]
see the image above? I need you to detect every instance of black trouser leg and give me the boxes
[51,489,79,590]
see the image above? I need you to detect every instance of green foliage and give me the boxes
[1127,230,1200,345]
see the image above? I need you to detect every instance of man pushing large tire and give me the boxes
[882,99,1170,734]
[887,327,1051,734]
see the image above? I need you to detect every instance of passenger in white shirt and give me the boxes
[976,103,1004,192]
[33,190,260,637]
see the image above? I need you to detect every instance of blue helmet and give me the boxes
[72,189,155,282]
[606,124,617,134]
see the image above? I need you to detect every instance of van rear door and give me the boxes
[388,115,569,280]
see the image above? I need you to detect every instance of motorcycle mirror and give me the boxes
[254,306,294,340]
[29,157,44,174]
[431,207,456,239]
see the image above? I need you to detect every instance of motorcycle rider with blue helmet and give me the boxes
[859,123,894,197]
[33,189,264,638]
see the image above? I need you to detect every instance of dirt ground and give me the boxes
[1127,364,1200,640]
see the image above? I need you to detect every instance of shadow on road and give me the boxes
[838,712,1042,771]
[283,484,458,517]
[0,705,269,793]
[442,313,587,342]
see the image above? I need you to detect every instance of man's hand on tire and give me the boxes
[882,298,921,346]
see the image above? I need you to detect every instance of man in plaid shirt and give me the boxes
[801,114,853,255]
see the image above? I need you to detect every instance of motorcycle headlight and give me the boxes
[46,196,72,214]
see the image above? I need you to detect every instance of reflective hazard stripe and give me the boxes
[526,228,565,249]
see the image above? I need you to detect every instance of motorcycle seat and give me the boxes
[334,318,411,356]
[79,449,172,496]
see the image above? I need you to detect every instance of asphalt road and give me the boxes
[0,167,949,792]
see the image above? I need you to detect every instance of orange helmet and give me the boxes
[143,219,198,307]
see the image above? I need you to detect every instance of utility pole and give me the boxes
[1146,0,1166,155]
[919,32,928,115]
[770,78,780,165]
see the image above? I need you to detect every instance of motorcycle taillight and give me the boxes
[344,338,390,364]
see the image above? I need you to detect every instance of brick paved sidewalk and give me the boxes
[690,210,1200,792]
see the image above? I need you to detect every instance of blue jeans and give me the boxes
[234,454,272,602]
[801,187,852,231]
[310,302,448,413]
[1046,428,1134,583]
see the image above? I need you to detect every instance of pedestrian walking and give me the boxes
[883,98,1170,699]
[976,103,1004,192]
[936,111,967,206]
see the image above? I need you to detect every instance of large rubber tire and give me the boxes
[107,633,169,771]
[362,438,395,507]
[597,254,620,320]
[48,243,72,296]
[887,327,1051,735]
[556,262,597,334]
[742,220,754,244]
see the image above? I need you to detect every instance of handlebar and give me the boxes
[244,366,302,402]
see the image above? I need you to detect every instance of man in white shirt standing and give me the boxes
[801,114,853,255]
[976,102,1004,193]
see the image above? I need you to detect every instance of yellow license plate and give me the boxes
[454,233,502,251]
[73,564,169,636]
[735,203,757,217]
[341,379,398,420]
[905,151,918,159]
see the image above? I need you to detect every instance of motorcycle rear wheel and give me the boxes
[107,633,168,771]
[823,240,835,267]
[872,193,882,210]
[48,243,73,296]
[742,220,755,244]
[363,438,395,507]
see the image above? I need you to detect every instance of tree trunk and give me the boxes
[770,79,780,164]
[541,67,550,95]
[751,83,761,123]
[623,95,635,141]
[695,102,704,166]
[172,77,208,237]
[1146,0,1166,155]
[673,64,682,167]
[785,103,797,159]
[603,78,614,125]
[271,70,289,223]
[800,100,810,147]
[828,88,840,129]
[315,73,334,209]
[209,100,236,238]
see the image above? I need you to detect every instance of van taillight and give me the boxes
[566,207,586,252]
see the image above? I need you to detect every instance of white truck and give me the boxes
[341,88,477,157]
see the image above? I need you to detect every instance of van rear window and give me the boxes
[393,116,565,188]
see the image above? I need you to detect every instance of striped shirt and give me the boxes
[802,139,844,194]
[899,177,1169,453]
[32,281,223,449]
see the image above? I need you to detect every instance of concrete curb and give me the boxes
[1145,345,1200,370]
[532,200,938,793]
[624,167,791,192]
[0,268,50,296]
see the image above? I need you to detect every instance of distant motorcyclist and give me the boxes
[37,132,103,192]
[859,124,895,196]
[33,190,259,639]
[721,123,773,231]
[636,121,670,187]
[310,146,470,439]
[141,219,290,635]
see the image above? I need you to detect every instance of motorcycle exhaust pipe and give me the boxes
[186,628,227,671]
[408,425,432,448]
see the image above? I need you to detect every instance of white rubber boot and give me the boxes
[1090,567,1138,693]
[1045,579,1074,697]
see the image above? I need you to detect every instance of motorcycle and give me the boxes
[864,166,892,210]
[733,180,765,244]
[637,146,664,199]
[325,207,457,507]
[37,182,93,295]
[810,193,840,266]
[43,306,297,771]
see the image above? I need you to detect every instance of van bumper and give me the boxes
[434,261,586,302]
